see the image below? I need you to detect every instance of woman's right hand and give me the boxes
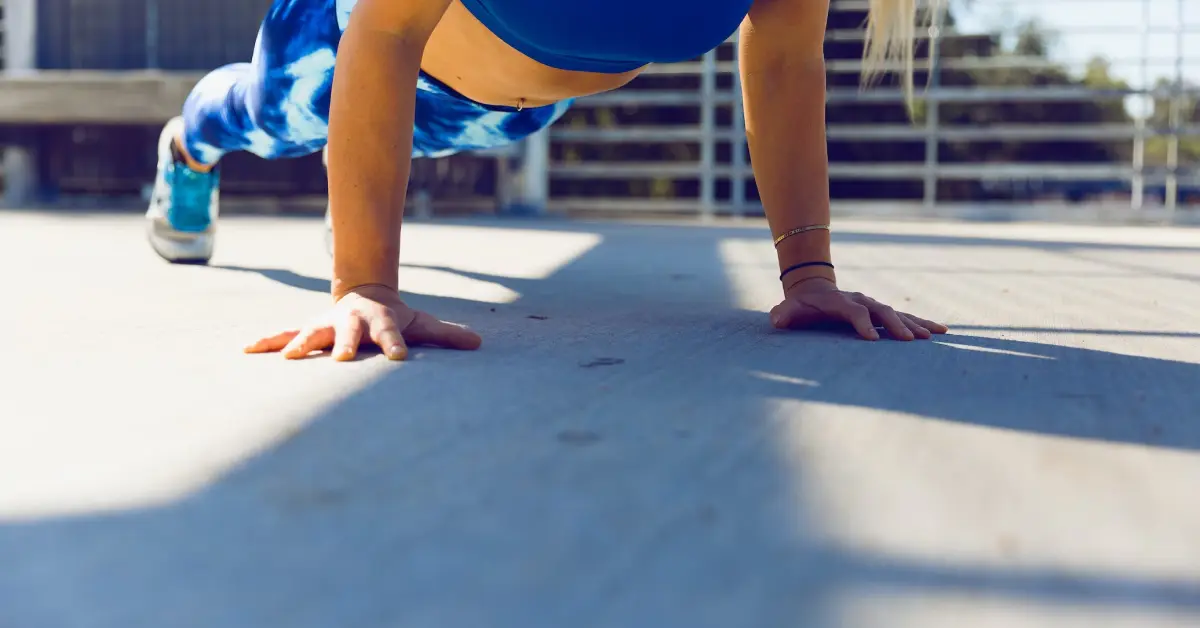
[244,284,482,361]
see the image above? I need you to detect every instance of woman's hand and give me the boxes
[244,284,482,360]
[769,278,948,341]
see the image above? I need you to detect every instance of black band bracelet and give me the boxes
[779,261,835,282]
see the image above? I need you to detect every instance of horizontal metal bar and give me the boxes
[552,161,1168,182]
[825,125,928,140]
[827,85,1200,104]
[550,162,723,178]
[579,86,1200,109]
[548,199,1200,225]
[572,91,736,107]
[830,0,939,10]
[827,56,1200,73]
[553,123,1200,144]
[826,163,1135,180]
[825,25,1200,42]
[638,61,738,76]
[830,165,1200,182]
[826,124,1200,141]
[548,198,736,213]
[552,158,1200,182]
[553,126,732,142]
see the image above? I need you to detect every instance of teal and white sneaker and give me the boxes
[146,116,220,264]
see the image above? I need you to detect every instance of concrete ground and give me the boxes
[1,210,1199,628]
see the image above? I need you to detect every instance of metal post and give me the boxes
[145,0,159,69]
[700,50,717,221]
[730,38,747,219]
[4,0,38,73]
[412,188,433,219]
[922,15,943,214]
[3,0,40,208]
[518,128,551,215]
[1132,0,1150,212]
[1165,0,1184,219]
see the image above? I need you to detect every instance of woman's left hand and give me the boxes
[769,277,948,341]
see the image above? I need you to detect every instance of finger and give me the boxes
[405,312,483,350]
[333,314,366,362]
[281,326,335,360]
[244,330,299,354]
[901,313,949,335]
[835,301,879,341]
[898,313,932,339]
[861,300,914,341]
[368,312,409,361]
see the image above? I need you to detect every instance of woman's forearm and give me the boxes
[326,24,422,299]
[739,5,835,286]
[740,51,833,277]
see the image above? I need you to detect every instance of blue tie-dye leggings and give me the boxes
[181,0,573,166]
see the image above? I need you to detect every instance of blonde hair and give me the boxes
[862,0,942,105]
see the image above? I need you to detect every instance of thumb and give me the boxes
[770,300,802,329]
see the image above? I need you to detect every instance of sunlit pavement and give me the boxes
[2,210,1199,628]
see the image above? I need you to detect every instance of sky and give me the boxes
[949,0,1199,88]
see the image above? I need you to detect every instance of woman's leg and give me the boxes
[182,0,342,165]
[151,0,575,264]
[147,0,342,264]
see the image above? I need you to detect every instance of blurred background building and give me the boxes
[0,0,1196,222]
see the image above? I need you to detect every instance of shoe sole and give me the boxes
[146,221,215,265]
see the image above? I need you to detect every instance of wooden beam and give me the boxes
[0,71,204,124]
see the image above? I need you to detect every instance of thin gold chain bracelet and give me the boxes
[773,224,830,248]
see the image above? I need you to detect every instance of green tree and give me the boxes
[1144,77,1200,167]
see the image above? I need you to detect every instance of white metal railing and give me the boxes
[0,0,1195,220]
[541,0,1199,222]
[546,45,742,218]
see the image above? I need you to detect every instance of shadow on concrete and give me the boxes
[424,216,1200,253]
[950,325,1200,339]
[211,265,332,294]
[1053,248,1200,284]
[4,220,1199,627]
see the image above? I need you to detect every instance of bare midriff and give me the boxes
[420,0,645,108]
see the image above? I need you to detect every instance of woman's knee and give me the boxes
[185,0,341,161]
[247,55,336,157]
[254,92,331,156]
[245,1,340,157]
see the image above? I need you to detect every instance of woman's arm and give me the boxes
[739,0,947,340]
[248,0,482,361]
[739,0,834,291]
[327,0,452,299]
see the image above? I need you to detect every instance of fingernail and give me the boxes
[387,345,406,360]
[770,313,781,327]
